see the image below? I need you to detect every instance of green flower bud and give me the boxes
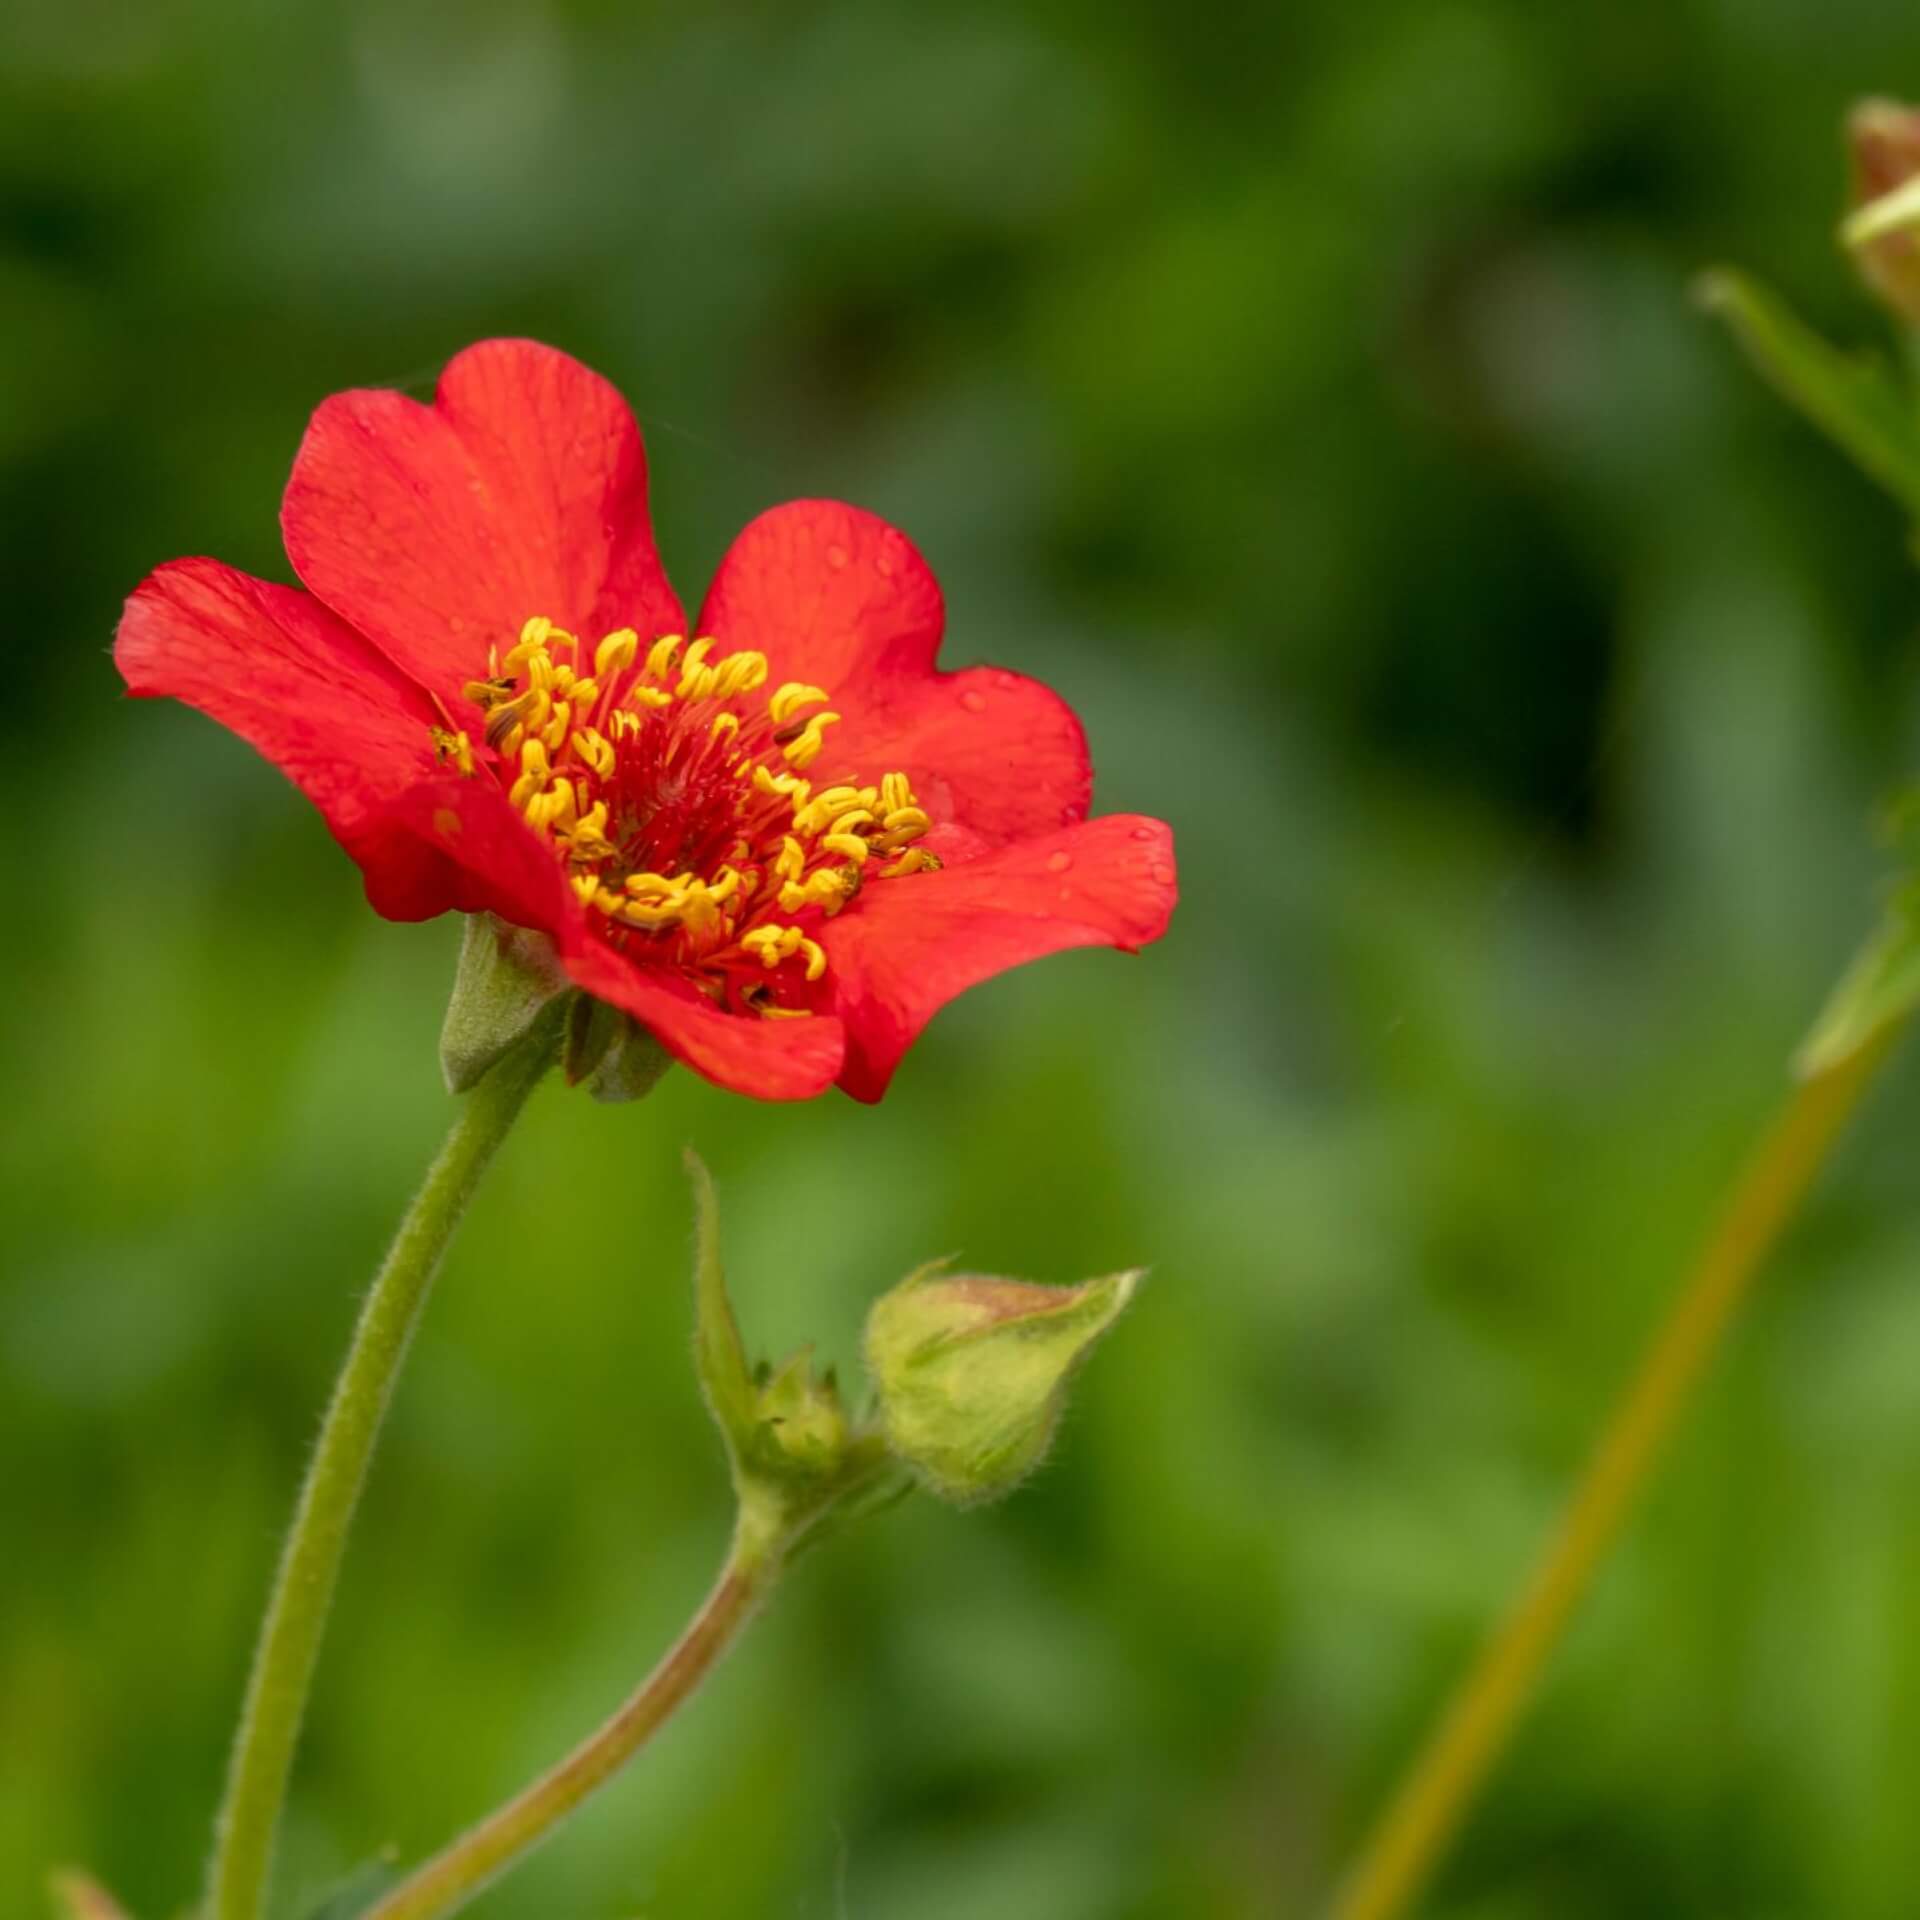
[864,1265,1142,1505]
[1845,97,1920,326]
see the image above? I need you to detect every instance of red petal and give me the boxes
[115,557,447,872]
[282,339,685,716]
[697,499,944,692]
[557,938,846,1101]
[699,500,1090,842]
[825,664,1092,845]
[822,815,1179,1102]
[355,775,584,927]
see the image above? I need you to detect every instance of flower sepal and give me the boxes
[864,1263,1142,1505]
[439,914,570,1094]
[687,1153,901,1561]
[561,994,670,1104]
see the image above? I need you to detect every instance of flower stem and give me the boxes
[1328,1021,1905,1920]
[207,1007,564,1920]
[357,1514,781,1920]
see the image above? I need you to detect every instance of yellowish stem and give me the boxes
[1329,1023,1904,1920]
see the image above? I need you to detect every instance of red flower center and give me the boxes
[436,617,939,1018]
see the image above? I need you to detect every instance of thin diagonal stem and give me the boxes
[208,1008,563,1920]
[358,1519,777,1920]
[1329,1023,1904,1920]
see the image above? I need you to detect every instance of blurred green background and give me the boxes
[9,2,1920,1915]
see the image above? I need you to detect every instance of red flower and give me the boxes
[115,340,1177,1101]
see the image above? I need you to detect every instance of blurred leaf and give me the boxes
[1697,267,1920,515]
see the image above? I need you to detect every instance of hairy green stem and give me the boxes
[207,1008,563,1920]
[358,1511,782,1920]
[1328,1022,1904,1920]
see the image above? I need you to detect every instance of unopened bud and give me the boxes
[1846,97,1920,325]
[864,1266,1141,1504]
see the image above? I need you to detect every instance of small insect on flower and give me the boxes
[115,340,1177,1101]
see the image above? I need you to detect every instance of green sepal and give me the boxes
[1696,267,1920,517]
[563,995,671,1104]
[864,1264,1142,1506]
[685,1151,888,1556]
[439,914,569,1094]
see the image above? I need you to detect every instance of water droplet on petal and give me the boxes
[959,689,988,714]
[875,548,896,577]
[1131,825,1155,841]
[1150,862,1175,886]
[1046,850,1073,874]
[826,543,849,571]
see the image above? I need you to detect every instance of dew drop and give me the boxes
[959,689,988,714]
[1150,862,1175,886]
[875,547,896,577]
[826,543,850,571]
[1131,825,1155,841]
[1046,850,1073,874]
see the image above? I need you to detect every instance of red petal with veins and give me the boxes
[700,500,1091,843]
[357,775,584,928]
[822,815,1179,1102]
[282,339,685,716]
[698,499,944,693]
[557,937,847,1100]
[115,556,444,862]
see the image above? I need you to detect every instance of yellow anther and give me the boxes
[674,638,716,698]
[710,711,741,743]
[565,676,600,710]
[571,727,615,778]
[513,616,554,655]
[879,772,913,815]
[594,629,639,677]
[508,766,542,811]
[774,835,807,882]
[758,1005,814,1020]
[768,681,831,725]
[778,869,853,915]
[430,727,476,776]
[822,832,870,863]
[571,873,601,906]
[796,937,826,981]
[624,870,683,898]
[881,848,944,878]
[519,739,551,781]
[754,766,810,803]
[780,712,840,768]
[881,806,930,835]
[643,634,685,681]
[709,650,769,699]
[541,702,572,752]
[828,808,873,836]
[628,684,673,711]
[463,674,517,710]
[705,866,743,905]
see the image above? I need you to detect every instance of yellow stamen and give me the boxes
[768,681,831,725]
[594,629,639,677]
